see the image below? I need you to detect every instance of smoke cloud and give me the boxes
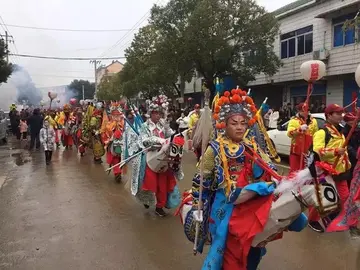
[0,65,43,109]
[13,65,43,106]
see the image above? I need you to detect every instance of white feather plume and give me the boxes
[274,168,314,195]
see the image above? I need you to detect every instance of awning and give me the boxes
[315,1,360,19]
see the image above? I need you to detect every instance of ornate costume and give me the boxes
[78,103,105,162]
[134,95,184,216]
[57,104,76,148]
[102,101,125,181]
[287,103,318,172]
[178,89,339,270]
[308,104,351,229]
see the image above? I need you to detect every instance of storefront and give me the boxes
[290,83,326,112]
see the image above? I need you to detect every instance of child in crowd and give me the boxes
[40,119,55,165]
[19,118,28,141]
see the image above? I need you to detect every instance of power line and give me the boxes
[9,53,125,61]
[30,73,94,79]
[0,23,136,32]
[99,0,164,57]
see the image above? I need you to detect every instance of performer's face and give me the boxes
[225,114,248,142]
[327,112,343,125]
[151,112,160,123]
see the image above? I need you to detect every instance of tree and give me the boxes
[151,0,281,93]
[119,25,179,99]
[0,39,13,84]
[118,0,281,99]
[68,79,95,100]
[96,75,122,101]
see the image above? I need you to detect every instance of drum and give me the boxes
[146,138,170,173]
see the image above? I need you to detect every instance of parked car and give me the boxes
[0,110,8,143]
[267,113,327,156]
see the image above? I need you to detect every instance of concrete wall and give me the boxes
[326,78,344,105]
[249,0,360,86]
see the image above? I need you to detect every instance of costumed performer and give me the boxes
[308,104,351,233]
[101,101,125,182]
[57,104,76,149]
[187,89,308,270]
[138,95,181,217]
[287,102,318,172]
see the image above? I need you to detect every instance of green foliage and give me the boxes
[117,0,281,97]
[68,79,95,100]
[0,39,12,84]
[96,75,122,101]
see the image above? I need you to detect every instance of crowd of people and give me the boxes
[287,102,360,234]
[6,88,360,270]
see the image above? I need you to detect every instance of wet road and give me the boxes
[0,139,359,270]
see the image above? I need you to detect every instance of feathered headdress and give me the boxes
[109,101,123,117]
[213,89,258,132]
[63,104,71,112]
[147,95,169,113]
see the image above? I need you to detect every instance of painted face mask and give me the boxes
[168,134,185,172]
[111,130,123,156]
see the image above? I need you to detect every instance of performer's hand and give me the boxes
[300,124,308,131]
[336,148,346,156]
[193,210,203,222]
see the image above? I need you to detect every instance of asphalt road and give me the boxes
[0,138,359,270]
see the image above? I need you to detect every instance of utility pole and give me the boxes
[0,31,14,63]
[90,59,101,100]
[82,84,85,100]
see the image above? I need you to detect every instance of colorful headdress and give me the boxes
[63,104,71,112]
[213,89,258,131]
[147,95,169,113]
[109,101,123,116]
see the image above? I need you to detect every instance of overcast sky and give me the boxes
[1,0,296,88]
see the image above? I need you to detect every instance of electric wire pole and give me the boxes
[0,31,14,63]
[90,59,101,99]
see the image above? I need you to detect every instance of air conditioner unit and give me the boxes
[313,49,329,60]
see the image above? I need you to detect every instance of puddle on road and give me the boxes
[11,152,31,166]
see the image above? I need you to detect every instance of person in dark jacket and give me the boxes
[343,112,360,184]
[28,108,43,150]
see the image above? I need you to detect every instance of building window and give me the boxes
[280,25,313,59]
[333,13,358,47]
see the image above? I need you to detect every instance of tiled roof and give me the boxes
[272,0,314,16]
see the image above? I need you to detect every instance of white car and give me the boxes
[267,113,327,156]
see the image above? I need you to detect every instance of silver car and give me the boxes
[0,110,8,143]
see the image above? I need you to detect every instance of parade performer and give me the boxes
[308,104,351,233]
[79,102,104,162]
[287,102,318,172]
[178,89,320,270]
[57,104,76,149]
[137,95,183,217]
[101,101,125,182]
[78,103,94,156]
[188,104,202,161]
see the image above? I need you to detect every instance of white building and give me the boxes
[249,0,360,110]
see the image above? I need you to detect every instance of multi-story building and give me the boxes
[249,0,360,111]
[96,60,124,83]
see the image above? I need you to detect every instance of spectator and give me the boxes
[28,108,43,150]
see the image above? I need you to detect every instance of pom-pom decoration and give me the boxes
[69,98,77,105]
[213,88,258,130]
